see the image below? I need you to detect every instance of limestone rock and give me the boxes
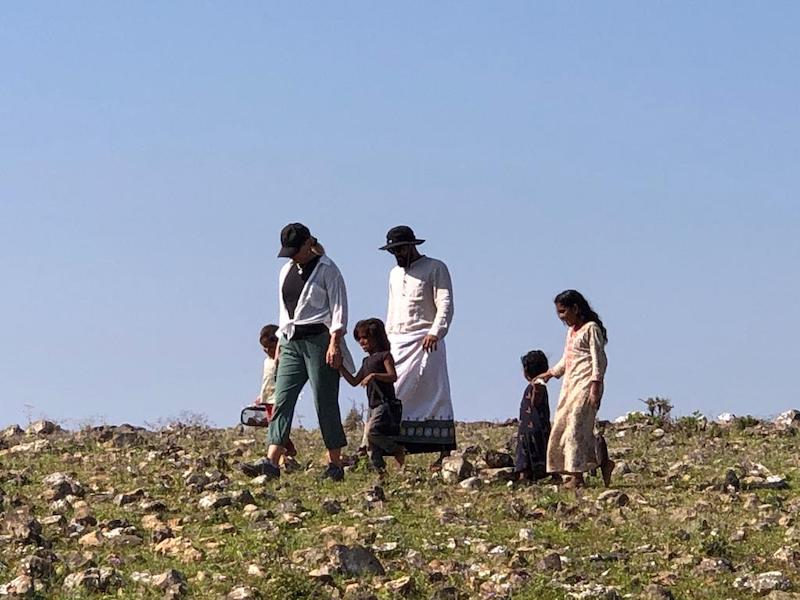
[151,568,187,592]
[62,568,121,593]
[536,552,562,571]
[114,488,145,506]
[1,425,23,439]
[198,492,232,510]
[330,544,385,576]
[0,575,34,597]
[597,490,630,507]
[482,467,516,482]
[775,410,800,429]
[483,450,514,469]
[441,456,474,484]
[226,585,260,599]
[642,584,675,599]
[459,476,482,490]
[3,512,42,546]
[25,420,59,436]
[386,575,414,595]
[41,472,84,501]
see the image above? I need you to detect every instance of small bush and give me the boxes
[735,415,760,431]
[640,397,673,420]
[701,536,732,560]
[264,566,331,600]
[343,399,364,433]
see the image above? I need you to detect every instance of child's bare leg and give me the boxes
[594,434,614,487]
[267,443,284,465]
[394,446,406,468]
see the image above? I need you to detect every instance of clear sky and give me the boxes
[2,2,798,429]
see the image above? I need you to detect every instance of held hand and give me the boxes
[360,374,375,387]
[588,381,603,411]
[326,344,342,369]
[422,334,439,353]
[539,372,553,383]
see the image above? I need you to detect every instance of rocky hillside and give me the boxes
[2,412,800,599]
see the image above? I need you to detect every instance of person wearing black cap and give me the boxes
[241,223,353,481]
[379,225,456,466]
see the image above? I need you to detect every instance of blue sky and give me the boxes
[2,3,798,429]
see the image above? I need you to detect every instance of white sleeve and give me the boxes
[326,265,348,334]
[428,262,454,339]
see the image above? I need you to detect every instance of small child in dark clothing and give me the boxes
[515,350,551,481]
[340,318,405,471]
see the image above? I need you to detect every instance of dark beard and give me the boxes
[394,254,412,268]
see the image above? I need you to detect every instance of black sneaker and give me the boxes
[321,463,345,482]
[241,458,280,479]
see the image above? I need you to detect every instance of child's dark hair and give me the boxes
[259,324,279,345]
[521,350,549,379]
[554,289,608,342]
[353,318,391,352]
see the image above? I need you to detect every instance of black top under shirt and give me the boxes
[356,351,399,408]
[282,256,327,339]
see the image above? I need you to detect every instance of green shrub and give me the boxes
[264,567,331,600]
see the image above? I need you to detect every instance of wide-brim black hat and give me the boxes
[379,225,425,250]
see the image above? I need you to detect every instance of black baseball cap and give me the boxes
[278,223,311,258]
[379,225,425,251]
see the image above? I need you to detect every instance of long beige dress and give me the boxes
[546,321,607,474]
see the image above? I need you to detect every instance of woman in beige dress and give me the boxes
[540,290,612,489]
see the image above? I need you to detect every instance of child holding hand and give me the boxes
[340,319,405,472]
[540,290,613,489]
[257,325,296,458]
[515,350,551,482]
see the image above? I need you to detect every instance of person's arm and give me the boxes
[325,267,348,368]
[587,323,607,410]
[424,262,454,352]
[339,364,363,387]
[540,352,566,383]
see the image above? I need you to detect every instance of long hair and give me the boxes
[310,236,326,256]
[353,318,391,352]
[554,289,608,343]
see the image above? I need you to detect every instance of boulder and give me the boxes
[3,511,43,546]
[536,552,562,571]
[0,575,34,597]
[775,410,800,429]
[459,476,482,490]
[642,584,675,599]
[483,450,514,469]
[198,493,232,510]
[25,420,59,436]
[331,544,386,576]
[114,489,145,506]
[482,467,516,483]
[441,456,474,484]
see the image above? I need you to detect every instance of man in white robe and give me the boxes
[380,225,456,462]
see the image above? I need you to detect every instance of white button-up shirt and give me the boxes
[277,255,349,341]
[386,256,454,339]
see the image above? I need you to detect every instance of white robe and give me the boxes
[386,256,456,451]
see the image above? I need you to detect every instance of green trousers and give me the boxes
[267,332,347,450]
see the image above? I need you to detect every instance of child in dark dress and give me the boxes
[340,319,405,471]
[515,350,551,481]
